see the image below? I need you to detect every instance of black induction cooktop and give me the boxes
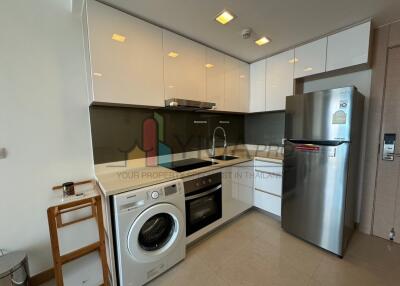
[159,158,217,172]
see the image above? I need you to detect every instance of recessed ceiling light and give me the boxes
[288,58,299,64]
[112,33,126,43]
[205,63,214,68]
[215,10,235,25]
[239,75,246,79]
[255,37,270,46]
[304,67,313,72]
[93,72,103,77]
[168,51,179,58]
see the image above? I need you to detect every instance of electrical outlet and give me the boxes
[389,228,396,241]
[281,138,286,145]
[0,148,6,159]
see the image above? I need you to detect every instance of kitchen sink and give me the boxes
[210,155,238,161]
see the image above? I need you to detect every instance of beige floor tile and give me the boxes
[346,231,400,267]
[312,254,390,286]
[45,209,399,286]
[146,210,400,286]
[147,253,230,286]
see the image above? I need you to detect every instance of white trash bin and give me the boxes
[0,252,29,286]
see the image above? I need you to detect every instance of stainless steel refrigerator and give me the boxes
[282,86,364,257]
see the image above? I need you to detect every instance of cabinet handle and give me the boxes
[255,169,282,177]
[254,188,281,198]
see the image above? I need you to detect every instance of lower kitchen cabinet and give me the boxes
[253,160,283,216]
[223,162,254,221]
[254,190,281,216]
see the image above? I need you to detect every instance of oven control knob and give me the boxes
[151,191,159,199]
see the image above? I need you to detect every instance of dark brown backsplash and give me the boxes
[90,106,284,164]
[244,111,285,147]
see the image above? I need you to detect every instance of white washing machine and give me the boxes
[112,179,186,286]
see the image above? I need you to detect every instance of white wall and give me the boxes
[0,0,94,275]
[303,69,372,224]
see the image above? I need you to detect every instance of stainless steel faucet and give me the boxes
[211,126,227,157]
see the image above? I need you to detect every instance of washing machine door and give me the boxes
[127,203,184,263]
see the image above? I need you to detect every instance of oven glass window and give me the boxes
[189,195,218,225]
[185,187,222,236]
[138,213,175,251]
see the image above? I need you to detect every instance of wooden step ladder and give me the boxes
[47,187,109,286]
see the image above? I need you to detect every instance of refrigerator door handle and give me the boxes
[286,139,347,146]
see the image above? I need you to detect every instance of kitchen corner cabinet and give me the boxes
[205,48,225,110]
[224,56,250,113]
[265,49,294,111]
[326,21,371,71]
[294,38,327,78]
[249,59,266,112]
[163,30,206,102]
[253,160,282,216]
[84,0,164,107]
[231,161,254,213]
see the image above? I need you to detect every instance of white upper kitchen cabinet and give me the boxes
[205,48,225,110]
[249,59,266,112]
[294,38,327,78]
[163,30,206,102]
[265,49,294,111]
[224,56,250,113]
[239,61,250,113]
[326,21,371,71]
[84,0,164,107]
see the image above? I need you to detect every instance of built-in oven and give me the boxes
[184,172,222,236]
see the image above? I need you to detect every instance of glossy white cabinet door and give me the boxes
[249,59,266,112]
[326,21,371,71]
[253,160,282,216]
[163,30,206,102]
[205,48,225,110]
[239,61,250,113]
[85,0,164,106]
[266,49,294,111]
[222,166,253,222]
[294,38,327,78]
[232,161,254,187]
[224,56,250,112]
[224,55,240,112]
[254,190,281,216]
[231,161,254,211]
[254,171,282,197]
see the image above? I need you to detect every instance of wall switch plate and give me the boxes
[0,148,7,159]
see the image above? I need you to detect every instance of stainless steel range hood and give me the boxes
[165,98,216,110]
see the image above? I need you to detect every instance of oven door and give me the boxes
[185,184,222,236]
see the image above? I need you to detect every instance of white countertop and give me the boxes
[95,145,283,196]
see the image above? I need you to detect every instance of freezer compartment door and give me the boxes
[282,141,350,255]
[285,87,355,142]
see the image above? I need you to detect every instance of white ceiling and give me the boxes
[100,0,400,62]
